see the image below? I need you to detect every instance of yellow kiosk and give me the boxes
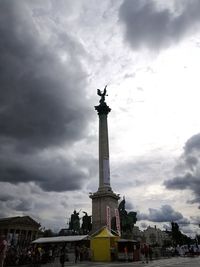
[90,226,119,262]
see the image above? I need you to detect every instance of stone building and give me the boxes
[0,216,40,247]
[132,226,143,241]
[143,225,171,246]
[131,225,172,246]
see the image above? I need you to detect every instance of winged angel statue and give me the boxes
[97,85,107,104]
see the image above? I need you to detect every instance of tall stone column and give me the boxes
[96,103,111,191]
[90,86,119,232]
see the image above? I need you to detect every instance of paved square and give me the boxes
[44,256,200,267]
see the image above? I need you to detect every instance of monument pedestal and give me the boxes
[90,189,119,232]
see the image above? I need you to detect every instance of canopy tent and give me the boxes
[32,235,89,244]
[117,239,138,243]
[92,227,115,238]
[90,226,119,262]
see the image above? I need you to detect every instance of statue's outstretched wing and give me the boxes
[97,89,101,96]
[103,85,107,95]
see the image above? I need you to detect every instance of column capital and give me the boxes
[95,103,111,115]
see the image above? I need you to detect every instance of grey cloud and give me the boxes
[0,149,88,192]
[164,134,200,206]
[0,181,75,227]
[184,133,200,154]
[124,200,135,211]
[185,156,198,171]
[178,218,191,226]
[0,206,10,218]
[119,0,200,50]
[0,1,94,192]
[112,156,167,190]
[190,216,200,226]
[0,1,92,152]
[165,173,200,205]
[0,193,15,202]
[15,200,34,212]
[140,222,148,229]
[180,225,196,236]
[164,173,195,190]
[163,223,171,231]
[138,205,189,224]
[0,183,35,213]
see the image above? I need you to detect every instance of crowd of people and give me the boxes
[1,233,200,266]
[0,234,59,267]
[59,244,92,266]
[122,242,200,263]
[2,243,56,266]
[165,244,200,257]
[0,234,93,267]
[140,244,153,263]
[122,243,153,263]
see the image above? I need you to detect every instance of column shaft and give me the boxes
[99,113,110,189]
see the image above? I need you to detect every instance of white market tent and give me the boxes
[32,235,89,244]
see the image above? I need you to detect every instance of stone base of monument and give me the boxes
[90,189,120,233]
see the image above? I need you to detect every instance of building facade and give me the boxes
[0,216,40,247]
[143,226,171,246]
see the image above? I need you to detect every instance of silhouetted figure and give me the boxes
[82,212,92,234]
[97,85,107,104]
[144,244,149,263]
[118,197,137,235]
[69,210,80,234]
[74,245,80,263]
[149,245,153,261]
[59,247,65,267]
[0,235,7,267]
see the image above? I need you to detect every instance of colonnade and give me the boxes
[0,228,38,247]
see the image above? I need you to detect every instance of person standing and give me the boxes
[74,245,80,263]
[0,235,8,267]
[124,246,128,262]
[59,247,65,267]
[149,245,153,261]
[33,245,41,267]
[140,244,145,263]
[144,244,149,263]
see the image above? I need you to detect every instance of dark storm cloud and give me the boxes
[0,1,91,151]
[0,150,88,191]
[138,205,189,224]
[190,216,200,226]
[0,183,39,217]
[15,200,34,212]
[165,173,200,205]
[119,0,200,50]
[184,133,200,154]
[125,202,134,211]
[0,1,93,192]
[164,133,200,206]
[164,172,199,191]
[0,194,14,202]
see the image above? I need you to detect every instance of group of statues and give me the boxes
[69,197,137,236]
[69,210,92,234]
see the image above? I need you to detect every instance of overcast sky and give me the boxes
[0,0,200,237]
